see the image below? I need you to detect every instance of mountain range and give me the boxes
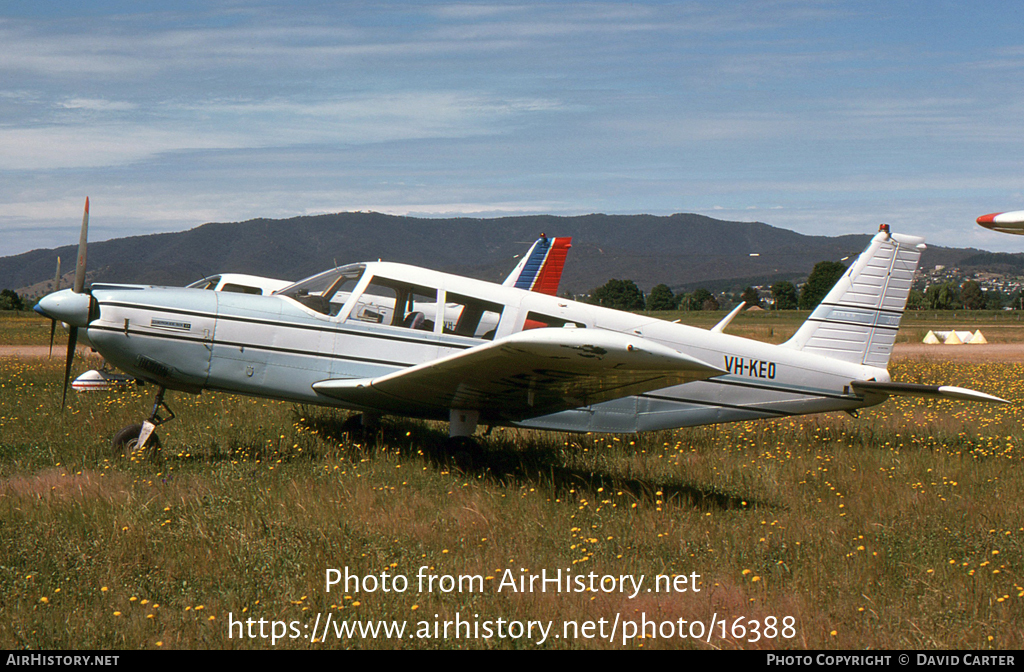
[0,212,997,297]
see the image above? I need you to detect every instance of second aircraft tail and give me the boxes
[503,234,572,295]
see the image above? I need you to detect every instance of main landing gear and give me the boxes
[339,412,380,442]
[112,386,175,456]
[446,409,483,468]
[333,409,487,468]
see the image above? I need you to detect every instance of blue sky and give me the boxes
[2,1,1024,258]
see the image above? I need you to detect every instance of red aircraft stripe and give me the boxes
[531,237,571,296]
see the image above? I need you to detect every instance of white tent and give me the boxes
[935,330,974,343]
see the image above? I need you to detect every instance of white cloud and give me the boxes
[0,125,248,170]
[0,91,564,170]
[59,98,138,111]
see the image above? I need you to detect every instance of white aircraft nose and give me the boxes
[34,289,93,327]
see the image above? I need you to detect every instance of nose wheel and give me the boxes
[112,386,174,456]
[112,422,162,456]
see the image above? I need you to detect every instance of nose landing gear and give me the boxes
[112,386,175,456]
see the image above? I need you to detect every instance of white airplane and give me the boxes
[977,211,1024,235]
[35,203,1006,458]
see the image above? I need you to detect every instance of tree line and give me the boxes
[909,280,1020,311]
[585,260,849,312]
[585,262,1020,313]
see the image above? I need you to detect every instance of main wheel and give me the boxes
[444,436,483,469]
[112,423,161,458]
[340,414,367,441]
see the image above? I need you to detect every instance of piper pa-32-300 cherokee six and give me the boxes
[35,200,1006,455]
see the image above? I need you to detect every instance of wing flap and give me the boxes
[851,380,1008,404]
[314,327,724,421]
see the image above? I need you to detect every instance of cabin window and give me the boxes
[221,283,263,295]
[278,264,365,316]
[523,311,586,330]
[443,293,504,340]
[349,278,438,332]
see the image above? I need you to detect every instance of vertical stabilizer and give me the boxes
[503,235,572,295]
[783,226,925,367]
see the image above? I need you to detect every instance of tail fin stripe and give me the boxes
[531,239,570,295]
[819,301,904,316]
[512,239,552,290]
[806,318,899,332]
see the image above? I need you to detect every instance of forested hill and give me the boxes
[1,212,981,296]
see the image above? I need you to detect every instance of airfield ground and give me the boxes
[1,311,1022,649]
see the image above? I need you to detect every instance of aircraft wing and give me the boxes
[313,327,724,421]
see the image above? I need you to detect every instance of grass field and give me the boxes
[1,312,1022,649]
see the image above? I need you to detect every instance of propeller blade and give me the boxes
[49,256,61,358]
[73,198,88,294]
[62,327,78,408]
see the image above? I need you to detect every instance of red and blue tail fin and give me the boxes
[503,235,572,295]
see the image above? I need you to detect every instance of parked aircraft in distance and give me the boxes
[35,202,1006,457]
[977,211,1024,235]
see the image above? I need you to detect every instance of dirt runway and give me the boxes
[0,345,102,359]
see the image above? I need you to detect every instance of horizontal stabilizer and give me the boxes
[851,380,1008,404]
[710,301,746,333]
[314,327,723,421]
